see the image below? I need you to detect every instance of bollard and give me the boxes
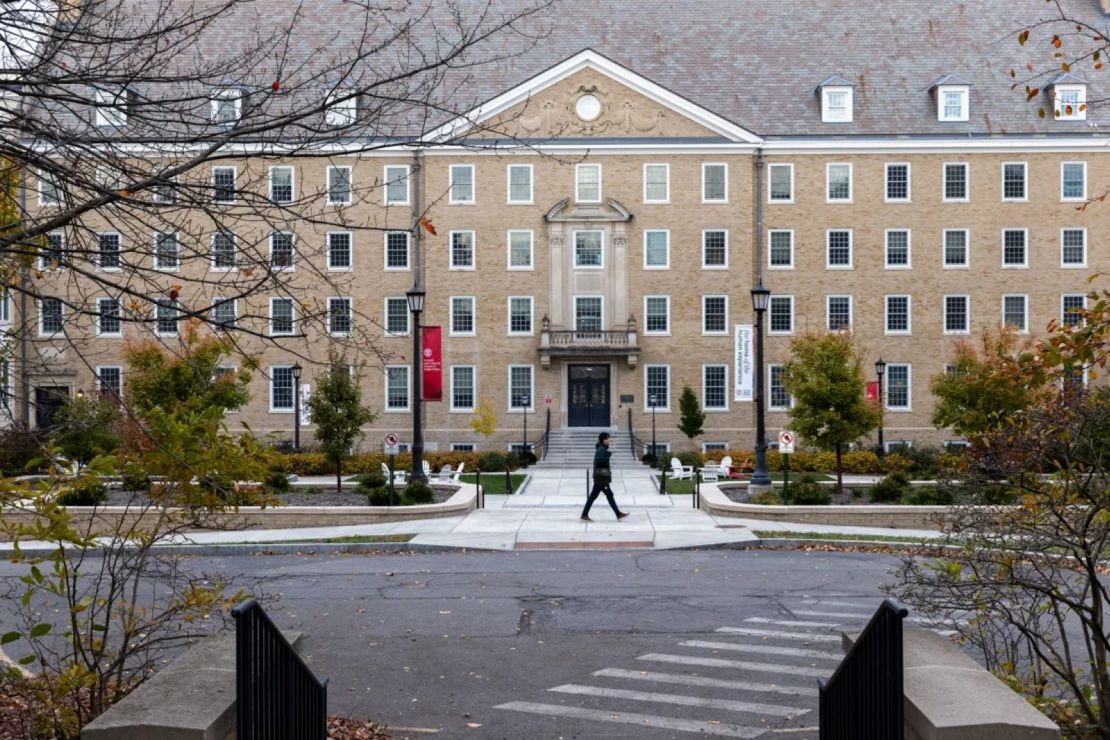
[695,471,700,509]
[660,466,667,495]
[476,468,482,508]
[505,465,512,496]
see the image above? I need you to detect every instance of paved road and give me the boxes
[164,548,921,739]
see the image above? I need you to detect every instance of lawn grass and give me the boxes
[753,529,935,545]
[461,473,527,494]
[256,534,416,545]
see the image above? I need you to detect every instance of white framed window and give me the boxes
[449,164,475,204]
[325,89,357,127]
[703,442,728,453]
[644,295,670,336]
[1002,294,1028,333]
[702,295,728,335]
[327,231,352,271]
[38,169,61,206]
[384,366,410,412]
[384,231,410,271]
[644,365,670,412]
[1061,162,1087,201]
[944,294,970,334]
[885,364,911,410]
[508,230,533,270]
[768,295,793,335]
[507,164,533,204]
[450,442,476,452]
[39,232,64,270]
[826,229,852,269]
[210,90,241,125]
[0,287,10,324]
[703,364,728,411]
[574,230,603,268]
[206,294,235,328]
[327,165,352,205]
[270,232,294,270]
[1061,228,1087,267]
[97,232,121,271]
[702,229,728,269]
[269,297,295,336]
[151,172,177,205]
[768,230,794,269]
[574,296,603,332]
[821,86,853,123]
[643,163,669,203]
[269,366,295,412]
[1054,84,1087,120]
[937,86,969,122]
[826,163,852,202]
[508,365,534,411]
[701,163,728,203]
[327,296,352,336]
[1002,162,1027,201]
[885,295,911,335]
[644,230,669,269]
[769,364,792,411]
[96,366,123,400]
[450,296,475,336]
[95,165,124,193]
[155,299,179,337]
[97,297,122,336]
[450,365,476,412]
[385,297,410,336]
[508,296,533,336]
[269,166,294,204]
[211,231,236,271]
[943,162,969,202]
[575,163,601,203]
[94,88,129,127]
[1002,228,1028,268]
[884,229,911,269]
[827,295,852,331]
[154,232,179,271]
[384,165,410,205]
[450,230,475,270]
[212,166,236,203]
[884,163,911,202]
[768,163,794,203]
[943,229,969,268]
[1062,294,1087,328]
[39,297,63,336]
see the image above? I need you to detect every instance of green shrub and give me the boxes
[353,471,386,490]
[901,446,944,479]
[478,452,508,471]
[265,468,291,493]
[0,429,47,476]
[748,489,783,505]
[367,487,394,507]
[840,450,880,474]
[403,480,435,505]
[641,452,657,466]
[518,449,537,467]
[869,472,911,503]
[789,474,831,505]
[979,484,1017,505]
[120,469,151,492]
[903,485,955,505]
[879,452,913,475]
[505,451,523,470]
[677,451,702,469]
[57,482,107,507]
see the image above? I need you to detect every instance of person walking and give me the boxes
[581,432,630,521]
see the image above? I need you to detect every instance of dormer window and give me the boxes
[1054,84,1087,120]
[211,90,242,125]
[817,76,854,123]
[325,90,357,127]
[95,88,129,127]
[930,76,972,122]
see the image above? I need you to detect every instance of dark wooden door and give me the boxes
[568,365,609,427]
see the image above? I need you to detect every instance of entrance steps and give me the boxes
[535,428,644,469]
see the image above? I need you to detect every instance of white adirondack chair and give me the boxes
[381,462,407,486]
[669,457,694,480]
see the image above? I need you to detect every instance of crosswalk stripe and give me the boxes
[681,640,841,661]
[592,668,819,698]
[548,684,807,719]
[494,701,765,738]
[716,627,840,642]
[792,609,870,620]
[639,653,831,679]
[745,617,842,629]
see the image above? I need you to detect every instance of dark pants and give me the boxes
[582,470,621,517]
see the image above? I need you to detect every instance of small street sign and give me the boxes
[384,432,400,455]
[778,430,796,454]
[544,394,553,406]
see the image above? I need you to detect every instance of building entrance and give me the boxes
[568,365,610,427]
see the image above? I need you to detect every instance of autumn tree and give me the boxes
[305,354,376,492]
[783,332,880,495]
[470,396,497,444]
[676,385,705,447]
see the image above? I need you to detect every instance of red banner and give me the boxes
[866,380,879,403]
[422,326,442,401]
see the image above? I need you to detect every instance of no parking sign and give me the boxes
[778,430,796,454]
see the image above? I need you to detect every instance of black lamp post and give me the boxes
[874,357,886,459]
[649,393,658,459]
[520,393,530,456]
[407,286,427,483]
[750,281,772,487]
[291,363,302,451]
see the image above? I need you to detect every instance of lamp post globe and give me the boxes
[407,286,427,483]
[750,281,772,487]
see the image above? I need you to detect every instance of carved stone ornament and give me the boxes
[518,83,666,136]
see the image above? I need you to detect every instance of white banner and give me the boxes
[299,384,312,425]
[734,325,754,402]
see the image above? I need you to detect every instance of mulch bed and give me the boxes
[103,488,455,508]
[721,486,866,506]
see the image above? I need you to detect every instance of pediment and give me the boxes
[430,50,760,144]
[544,197,632,223]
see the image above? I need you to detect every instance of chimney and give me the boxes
[1102,0,1110,15]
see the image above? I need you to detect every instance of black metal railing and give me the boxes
[232,598,328,740]
[532,408,551,461]
[626,407,651,461]
[818,598,908,740]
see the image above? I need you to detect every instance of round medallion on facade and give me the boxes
[575,94,602,121]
